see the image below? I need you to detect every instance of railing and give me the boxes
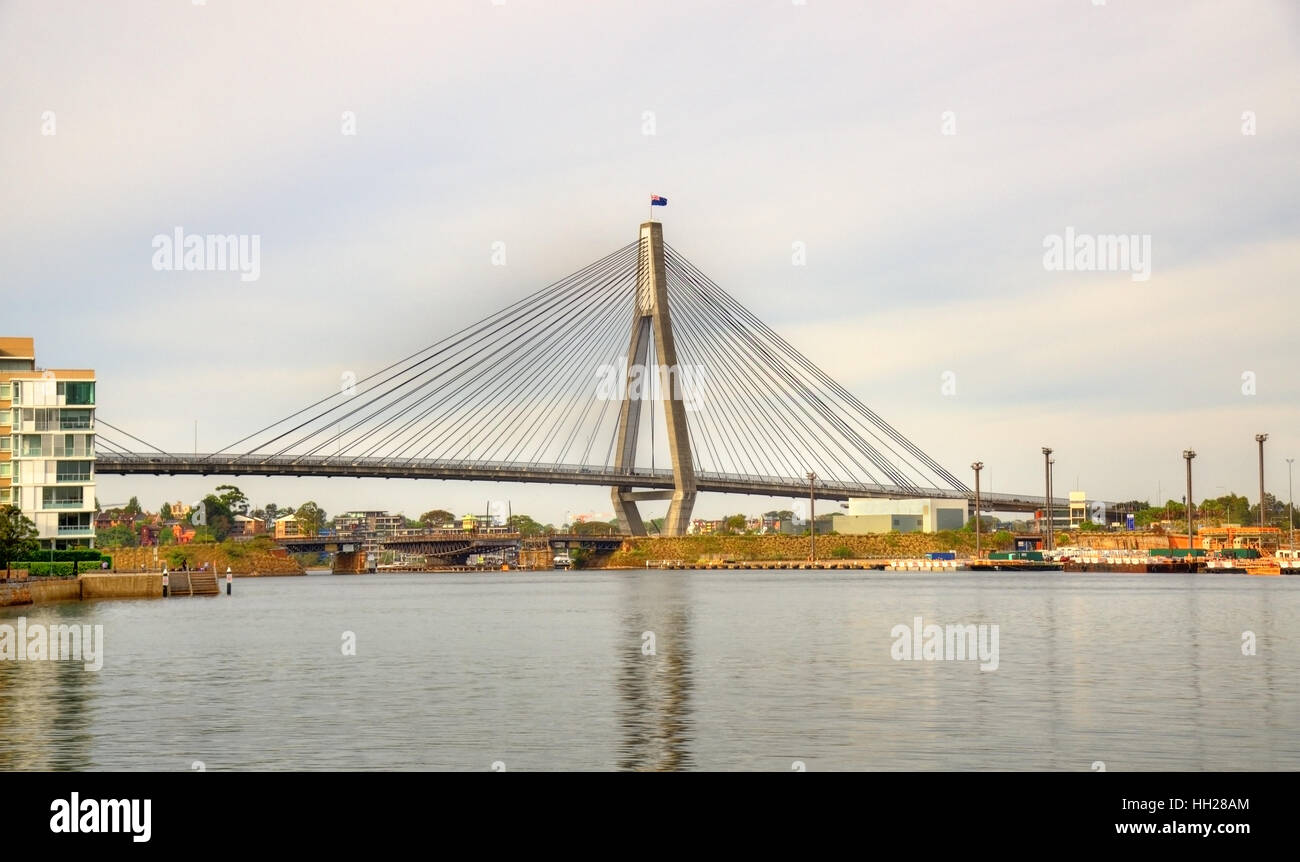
[43,499,86,510]
[51,447,94,458]
[56,524,93,534]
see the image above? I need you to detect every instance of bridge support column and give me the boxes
[611,221,697,537]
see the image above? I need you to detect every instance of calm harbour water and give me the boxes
[1,570,1297,771]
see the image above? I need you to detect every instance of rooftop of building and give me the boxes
[0,337,35,360]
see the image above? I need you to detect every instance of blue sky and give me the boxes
[2,0,1297,523]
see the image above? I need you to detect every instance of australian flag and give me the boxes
[650,195,668,206]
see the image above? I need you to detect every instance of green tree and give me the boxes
[721,514,747,534]
[196,494,234,541]
[507,514,545,536]
[295,502,326,537]
[215,485,249,516]
[419,509,456,528]
[97,524,139,548]
[122,496,143,517]
[0,505,40,577]
[159,501,173,521]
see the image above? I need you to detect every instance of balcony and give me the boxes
[57,525,93,535]
[51,447,94,458]
[44,499,86,510]
[55,473,92,483]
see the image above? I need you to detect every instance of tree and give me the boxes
[122,496,143,517]
[295,502,326,537]
[419,509,456,528]
[97,524,139,548]
[197,494,234,541]
[507,514,545,536]
[571,520,615,536]
[721,514,747,534]
[159,501,173,521]
[215,485,249,516]
[0,505,40,577]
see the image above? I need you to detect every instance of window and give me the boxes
[43,486,83,509]
[0,488,9,504]
[0,409,8,426]
[60,409,92,430]
[57,512,91,534]
[10,383,18,404]
[0,436,9,450]
[58,381,95,405]
[0,463,10,478]
[0,383,10,400]
[55,460,91,482]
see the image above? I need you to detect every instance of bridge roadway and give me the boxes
[94,452,1065,513]
[277,530,626,555]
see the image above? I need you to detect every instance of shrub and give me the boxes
[831,546,853,558]
[26,562,78,577]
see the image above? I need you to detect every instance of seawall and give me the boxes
[0,573,163,606]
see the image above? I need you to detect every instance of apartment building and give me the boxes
[0,337,97,549]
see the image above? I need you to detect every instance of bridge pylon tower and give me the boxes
[610,221,697,536]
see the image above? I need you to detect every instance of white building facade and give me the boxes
[0,337,97,549]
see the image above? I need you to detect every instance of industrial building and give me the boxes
[831,497,967,534]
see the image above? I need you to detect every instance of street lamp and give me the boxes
[1183,449,1196,554]
[807,471,817,561]
[1287,457,1295,550]
[1256,433,1268,531]
[1042,447,1054,551]
[971,462,984,559]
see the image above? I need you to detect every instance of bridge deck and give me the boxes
[95,453,1063,512]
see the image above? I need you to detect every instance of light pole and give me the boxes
[1050,458,1056,548]
[807,471,817,561]
[971,461,983,559]
[1183,449,1196,553]
[1042,447,1054,551]
[1256,433,1268,530]
[1287,457,1294,550]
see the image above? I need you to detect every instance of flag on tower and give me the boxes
[650,195,668,206]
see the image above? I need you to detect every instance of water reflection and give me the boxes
[616,572,694,771]
[0,602,96,770]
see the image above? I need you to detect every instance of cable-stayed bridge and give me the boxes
[95,221,1061,532]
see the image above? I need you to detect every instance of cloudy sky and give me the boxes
[3,0,1297,523]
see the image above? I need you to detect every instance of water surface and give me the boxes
[1,570,1295,771]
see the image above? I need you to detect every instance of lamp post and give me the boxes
[1049,458,1056,548]
[1042,447,1054,551]
[1256,433,1268,530]
[1183,449,1196,553]
[807,471,817,561]
[1287,457,1294,550]
[971,462,983,559]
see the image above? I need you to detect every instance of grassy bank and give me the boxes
[603,531,1014,567]
[105,539,304,576]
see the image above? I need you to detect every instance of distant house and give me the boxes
[333,510,403,537]
[232,514,265,537]
[274,514,301,539]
